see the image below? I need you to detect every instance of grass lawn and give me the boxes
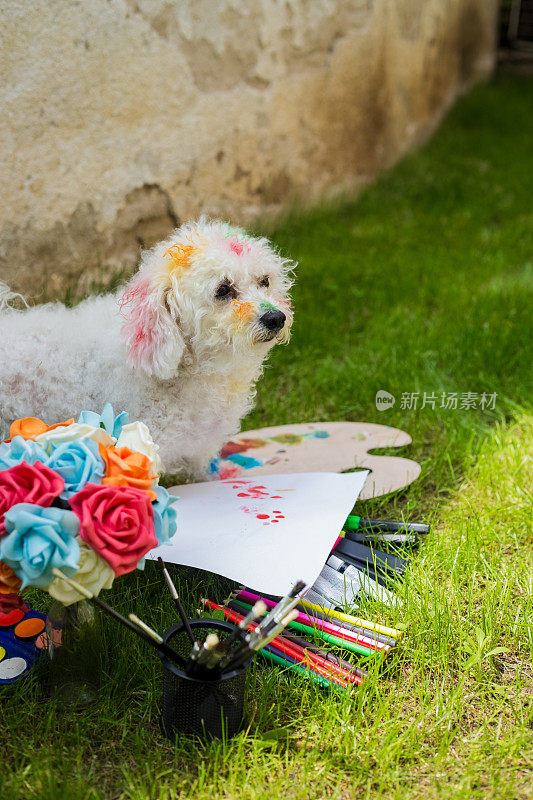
[1,75,532,799]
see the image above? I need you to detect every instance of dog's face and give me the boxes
[119,219,294,379]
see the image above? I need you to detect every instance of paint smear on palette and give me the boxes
[215,429,331,478]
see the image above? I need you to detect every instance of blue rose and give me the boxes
[152,486,178,545]
[0,435,50,471]
[0,503,80,589]
[46,438,105,498]
[78,402,129,438]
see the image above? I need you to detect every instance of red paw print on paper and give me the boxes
[240,506,286,526]
[222,480,288,525]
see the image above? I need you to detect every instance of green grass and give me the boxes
[1,75,532,799]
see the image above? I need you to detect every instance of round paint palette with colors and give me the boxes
[0,608,46,685]
[212,421,421,500]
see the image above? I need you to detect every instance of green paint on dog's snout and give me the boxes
[259,301,276,311]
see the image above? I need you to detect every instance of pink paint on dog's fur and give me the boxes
[119,276,167,370]
[227,236,249,256]
[117,277,149,318]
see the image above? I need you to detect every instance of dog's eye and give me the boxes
[259,276,270,288]
[215,281,236,300]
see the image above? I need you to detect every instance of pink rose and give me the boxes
[69,483,157,577]
[0,461,64,535]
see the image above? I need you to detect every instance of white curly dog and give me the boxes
[0,218,294,478]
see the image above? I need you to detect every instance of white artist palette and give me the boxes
[214,421,421,499]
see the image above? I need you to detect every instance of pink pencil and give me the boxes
[237,590,387,652]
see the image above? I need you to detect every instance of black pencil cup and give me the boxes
[159,618,249,741]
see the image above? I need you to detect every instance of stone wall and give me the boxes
[0,0,499,299]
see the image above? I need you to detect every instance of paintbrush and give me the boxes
[254,579,306,640]
[157,556,195,645]
[216,599,267,669]
[226,609,300,671]
[195,633,220,666]
[51,569,186,667]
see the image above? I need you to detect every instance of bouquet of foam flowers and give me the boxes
[0,404,177,606]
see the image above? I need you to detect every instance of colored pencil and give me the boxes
[233,594,388,651]
[260,647,342,691]
[239,588,398,642]
[265,638,352,688]
[229,598,382,656]
[281,630,368,679]
[298,597,402,639]
[241,588,396,646]
[207,600,354,687]
[228,598,382,657]
[293,600,396,647]
[224,602,360,685]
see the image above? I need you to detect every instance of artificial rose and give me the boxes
[35,423,114,455]
[6,416,74,442]
[47,438,105,498]
[0,560,22,594]
[116,421,163,475]
[78,402,129,438]
[0,435,49,471]
[0,503,80,588]
[45,536,114,605]
[0,461,64,534]
[98,443,156,497]
[69,483,157,577]
[151,486,178,545]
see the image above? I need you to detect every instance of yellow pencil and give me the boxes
[299,597,402,640]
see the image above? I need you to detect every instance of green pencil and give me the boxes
[259,648,343,691]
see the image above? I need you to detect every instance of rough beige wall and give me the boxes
[0,0,498,299]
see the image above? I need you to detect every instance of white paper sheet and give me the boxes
[147,471,368,596]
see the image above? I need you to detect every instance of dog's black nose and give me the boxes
[259,309,286,333]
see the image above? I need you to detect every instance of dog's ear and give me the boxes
[118,273,185,380]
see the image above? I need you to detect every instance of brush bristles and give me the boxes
[128,613,163,644]
[291,580,306,596]
[253,600,267,617]
[283,609,299,625]
[51,568,93,600]
[204,634,219,649]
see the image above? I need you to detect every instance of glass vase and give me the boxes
[46,599,100,708]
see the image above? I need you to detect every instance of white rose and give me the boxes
[116,421,163,477]
[35,422,114,454]
[45,537,114,605]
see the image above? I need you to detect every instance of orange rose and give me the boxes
[98,443,156,499]
[6,417,74,442]
[0,560,22,594]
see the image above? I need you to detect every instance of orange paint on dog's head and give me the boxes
[164,232,207,273]
[231,300,255,330]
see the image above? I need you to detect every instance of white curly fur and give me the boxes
[0,218,294,478]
